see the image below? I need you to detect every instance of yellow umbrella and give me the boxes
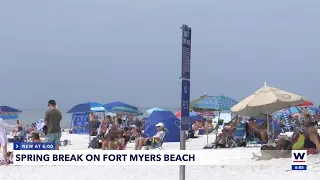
[231,82,308,116]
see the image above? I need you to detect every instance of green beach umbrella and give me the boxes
[147,107,165,114]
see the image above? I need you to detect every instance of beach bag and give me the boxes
[63,140,68,146]
[88,137,100,149]
[188,130,194,138]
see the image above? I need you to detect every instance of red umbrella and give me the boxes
[175,111,181,117]
[296,101,313,106]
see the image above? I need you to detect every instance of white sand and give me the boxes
[1,133,319,180]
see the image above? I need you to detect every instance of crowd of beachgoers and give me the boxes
[1,92,320,168]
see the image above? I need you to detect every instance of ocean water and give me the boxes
[6,108,180,128]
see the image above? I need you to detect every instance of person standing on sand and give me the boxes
[45,100,62,150]
[0,118,18,165]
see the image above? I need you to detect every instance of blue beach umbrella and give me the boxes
[0,106,22,120]
[67,102,106,113]
[0,106,22,113]
[147,107,165,114]
[107,106,143,116]
[287,107,302,114]
[189,112,202,122]
[103,101,137,110]
[307,107,320,115]
[193,95,238,111]
[274,107,302,120]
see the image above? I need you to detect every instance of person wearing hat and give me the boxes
[44,100,62,150]
[134,122,166,150]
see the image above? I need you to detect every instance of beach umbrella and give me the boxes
[231,82,307,116]
[147,107,165,114]
[0,106,22,120]
[308,107,320,115]
[67,102,106,113]
[107,106,143,116]
[231,82,307,139]
[288,107,302,114]
[192,95,238,147]
[296,101,313,107]
[0,106,22,113]
[192,95,238,111]
[175,110,202,121]
[189,93,209,111]
[103,101,137,110]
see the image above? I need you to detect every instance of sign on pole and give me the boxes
[181,80,190,131]
[179,24,191,180]
[180,24,191,131]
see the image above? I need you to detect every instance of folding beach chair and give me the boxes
[145,133,166,150]
[13,128,28,142]
[226,123,247,148]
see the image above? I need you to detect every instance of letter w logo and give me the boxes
[293,153,305,162]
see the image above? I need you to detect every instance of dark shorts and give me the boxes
[146,139,152,146]
[284,140,292,150]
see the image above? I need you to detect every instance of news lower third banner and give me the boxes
[13,150,265,166]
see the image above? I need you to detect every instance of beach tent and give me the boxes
[212,113,232,124]
[143,111,180,142]
[71,112,90,134]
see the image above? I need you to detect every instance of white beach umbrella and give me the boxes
[231,82,308,116]
[231,82,308,139]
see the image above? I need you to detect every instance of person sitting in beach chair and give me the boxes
[247,118,267,144]
[257,121,320,160]
[227,122,247,148]
[12,120,22,137]
[135,122,166,150]
[97,115,111,138]
[215,129,228,148]
[102,118,126,150]
[13,128,28,142]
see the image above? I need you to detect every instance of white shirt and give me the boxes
[0,118,17,145]
[153,130,165,141]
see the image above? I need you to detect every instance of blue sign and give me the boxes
[181,80,190,131]
[291,165,307,170]
[181,24,191,79]
[14,142,56,150]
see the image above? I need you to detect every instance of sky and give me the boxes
[0,0,320,109]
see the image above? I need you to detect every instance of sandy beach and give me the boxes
[1,133,318,180]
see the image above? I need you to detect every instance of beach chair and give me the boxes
[13,129,28,142]
[145,133,166,150]
[226,123,247,148]
[246,133,263,146]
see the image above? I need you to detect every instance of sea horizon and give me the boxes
[6,107,181,128]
